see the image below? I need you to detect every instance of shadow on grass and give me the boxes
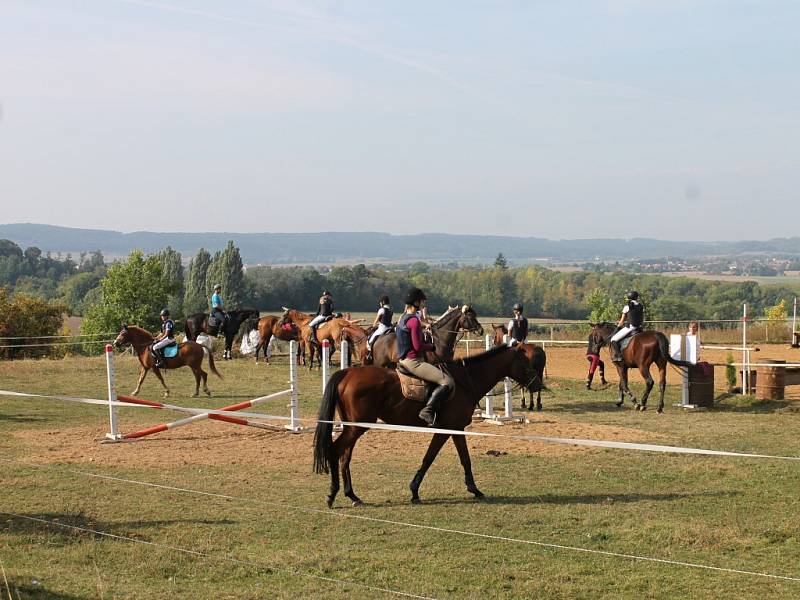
[0,414,48,423]
[5,580,84,600]
[2,512,237,545]
[361,489,739,509]
[712,394,794,413]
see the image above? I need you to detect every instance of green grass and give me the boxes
[1,352,800,599]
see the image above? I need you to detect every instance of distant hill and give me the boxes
[2,223,800,265]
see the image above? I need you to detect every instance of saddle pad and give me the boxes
[164,344,179,358]
[396,369,428,403]
[619,330,641,352]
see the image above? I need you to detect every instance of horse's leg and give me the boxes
[536,388,542,411]
[131,366,148,396]
[614,366,625,407]
[190,365,201,397]
[638,361,655,411]
[409,433,450,504]
[326,426,363,508]
[520,389,527,410]
[657,361,667,413]
[621,367,638,408]
[152,367,170,398]
[338,427,368,506]
[451,435,484,498]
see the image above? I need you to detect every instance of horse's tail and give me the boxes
[204,347,224,380]
[313,368,348,475]
[656,332,693,368]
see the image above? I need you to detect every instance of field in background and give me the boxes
[2,349,800,598]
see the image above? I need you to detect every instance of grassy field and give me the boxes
[2,349,800,599]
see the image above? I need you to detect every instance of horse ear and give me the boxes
[461,305,468,314]
[121,323,128,330]
[589,322,596,327]
[281,306,290,312]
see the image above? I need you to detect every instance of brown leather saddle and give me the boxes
[396,364,435,403]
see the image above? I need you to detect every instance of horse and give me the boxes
[313,343,543,507]
[339,324,370,366]
[368,305,485,368]
[184,308,260,360]
[252,315,301,364]
[113,324,223,397]
[281,308,360,369]
[589,322,692,412]
[488,324,546,410]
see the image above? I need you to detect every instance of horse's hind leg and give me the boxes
[536,389,542,411]
[336,427,367,506]
[520,389,527,410]
[614,367,625,407]
[409,433,449,504]
[657,362,667,413]
[152,368,170,398]
[638,363,655,411]
[452,435,484,499]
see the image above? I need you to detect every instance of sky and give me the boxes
[1,0,798,241]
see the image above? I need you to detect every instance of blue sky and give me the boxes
[1,1,798,240]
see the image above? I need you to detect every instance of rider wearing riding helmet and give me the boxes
[366,295,393,357]
[210,284,227,335]
[308,290,334,345]
[151,308,176,367]
[609,291,645,362]
[397,288,454,426]
[506,303,529,346]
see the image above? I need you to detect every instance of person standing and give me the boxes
[586,329,608,389]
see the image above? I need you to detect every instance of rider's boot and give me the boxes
[610,341,623,363]
[309,326,319,346]
[418,384,450,427]
[152,348,163,368]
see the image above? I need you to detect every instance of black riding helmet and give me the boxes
[404,287,426,306]
[379,295,390,305]
[322,290,331,296]
[513,303,523,312]
[160,308,170,317]
[626,291,640,301]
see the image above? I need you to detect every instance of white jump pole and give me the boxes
[105,344,122,441]
[340,339,349,369]
[481,334,495,418]
[502,334,513,418]
[286,340,302,432]
[793,297,797,344]
[321,339,330,394]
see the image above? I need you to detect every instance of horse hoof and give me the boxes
[205,390,212,397]
[536,406,542,412]
[326,496,335,509]
[639,405,647,412]
[352,500,363,507]
[191,393,198,398]
[469,488,485,498]
[657,408,663,414]
[410,497,421,505]
[615,401,623,408]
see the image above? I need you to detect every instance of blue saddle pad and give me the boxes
[164,344,179,358]
[619,330,641,351]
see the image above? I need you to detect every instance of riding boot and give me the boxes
[310,326,319,346]
[586,372,594,390]
[418,384,450,427]
[610,341,623,363]
[152,348,163,368]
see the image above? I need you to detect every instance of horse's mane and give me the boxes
[126,325,153,338]
[455,344,511,367]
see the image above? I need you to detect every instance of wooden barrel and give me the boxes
[688,363,714,407]
[756,359,785,401]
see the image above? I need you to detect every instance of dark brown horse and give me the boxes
[589,322,692,412]
[184,308,260,360]
[488,324,546,410]
[313,343,543,507]
[113,324,223,397]
[369,305,484,368]
[252,315,301,364]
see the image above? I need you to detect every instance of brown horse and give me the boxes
[589,322,692,413]
[313,343,543,507]
[252,315,301,364]
[338,324,369,366]
[488,324,546,410]
[281,308,360,369]
[369,305,484,368]
[113,324,223,397]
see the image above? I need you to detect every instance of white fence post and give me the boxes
[286,340,303,432]
[340,339,349,369]
[104,344,122,441]
[321,339,330,394]
[481,334,495,418]
[742,303,748,395]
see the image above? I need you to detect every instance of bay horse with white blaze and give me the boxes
[489,323,547,410]
[313,343,543,507]
[589,322,692,412]
[113,324,223,397]
[184,308,260,360]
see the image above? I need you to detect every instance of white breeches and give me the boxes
[610,326,636,343]
[308,315,327,328]
[367,323,391,348]
[152,337,175,350]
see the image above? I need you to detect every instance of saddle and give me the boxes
[619,329,642,351]
[396,364,434,403]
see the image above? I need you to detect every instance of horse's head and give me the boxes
[113,324,131,348]
[458,304,484,336]
[509,343,543,393]
[589,322,613,347]
[491,323,507,347]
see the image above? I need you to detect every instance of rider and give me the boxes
[609,291,644,362]
[586,329,608,389]
[210,284,227,335]
[308,290,334,345]
[366,295,393,358]
[506,303,529,346]
[397,288,454,426]
[151,308,176,368]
